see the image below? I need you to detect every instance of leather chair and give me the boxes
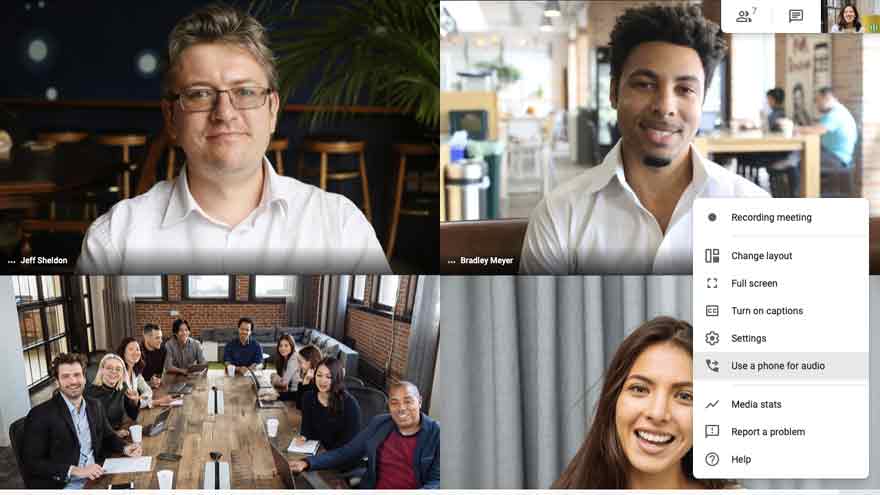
[9,416,30,488]
[343,386,390,487]
[440,218,529,274]
[343,376,365,388]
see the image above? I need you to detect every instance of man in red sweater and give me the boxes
[290,381,440,489]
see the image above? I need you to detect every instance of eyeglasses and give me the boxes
[170,86,273,112]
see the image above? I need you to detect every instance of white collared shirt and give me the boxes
[76,158,391,274]
[520,140,770,274]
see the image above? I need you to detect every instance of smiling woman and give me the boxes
[553,316,734,489]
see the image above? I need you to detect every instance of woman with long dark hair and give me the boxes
[271,333,299,401]
[294,356,361,451]
[116,337,174,409]
[294,344,322,410]
[553,317,734,489]
[832,4,863,33]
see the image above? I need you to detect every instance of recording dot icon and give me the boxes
[708,213,717,222]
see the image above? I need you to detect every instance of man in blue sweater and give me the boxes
[289,381,440,489]
[223,317,263,375]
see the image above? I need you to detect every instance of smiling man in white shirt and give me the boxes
[520,5,768,275]
[76,4,390,274]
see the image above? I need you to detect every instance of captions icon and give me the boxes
[706,305,719,317]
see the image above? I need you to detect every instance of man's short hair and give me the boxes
[766,88,785,104]
[162,3,279,98]
[389,380,421,400]
[609,5,727,92]
[238,317,254,330]
[817,86,834,97]
[144,323,161,335]
[51,353,86,380]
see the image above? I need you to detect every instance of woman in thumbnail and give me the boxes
[85,353,140,437]
[294,344,322,410]
[117,337,174,409]
[553,317,734,489]
[294,356,362,451]
[831,4,863,33]
[271,333,300,401]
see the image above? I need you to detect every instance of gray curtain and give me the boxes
[319,275,349,341]
[286,276,306,326]
[438,275,692,489]
[439,275,880,490]
[405,276,440,411]
[103,276,136,351]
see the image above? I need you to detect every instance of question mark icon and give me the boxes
[705,452,720,466]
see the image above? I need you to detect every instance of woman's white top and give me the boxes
[125,369,154,408]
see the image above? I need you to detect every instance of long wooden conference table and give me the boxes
[89,372,343,489]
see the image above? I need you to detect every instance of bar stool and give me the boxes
[36,131,88,144]
[268,137,289,175]
[385,143,439,259]
[95,133,147,199]
[297,138,372,222]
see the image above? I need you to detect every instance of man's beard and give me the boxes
[643,155,672,168]
[61,384,83,400]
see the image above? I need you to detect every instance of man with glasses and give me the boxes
[76,4,390,273]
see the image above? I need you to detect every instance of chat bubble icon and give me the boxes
[706,424,720,437]
[789,9,804,22]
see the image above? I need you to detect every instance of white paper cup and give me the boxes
[266,418,279,438]
[227,365,236,377]
[158,469,173,489]
[129,424,143,443]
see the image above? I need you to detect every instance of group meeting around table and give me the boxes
[17,318,440,489]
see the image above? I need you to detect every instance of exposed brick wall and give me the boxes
[343,276,417,391]
[134,275,286,339]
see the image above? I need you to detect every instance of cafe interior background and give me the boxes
[0,0,440,273]
[439,0,880,224]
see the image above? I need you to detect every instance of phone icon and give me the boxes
[706,358,719,373]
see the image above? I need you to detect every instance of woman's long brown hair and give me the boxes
[552,316,731,489]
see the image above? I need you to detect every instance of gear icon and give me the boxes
[705,331,720,346]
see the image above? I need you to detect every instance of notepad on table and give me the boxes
[287,439,319,455]
[102,456,153,474]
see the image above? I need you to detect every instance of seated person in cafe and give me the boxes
[140,323,166,388]
[84,353,140,437]
[293,357,361,451]
[520,5,768,274]
[290,381,440,489]
[761,87,802,195]
[223,317,263,374]
[23,354,142,489]
[270,333,300,401]
[796,87,858,172]
[75,4,390,274]
[163,318,207,375]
